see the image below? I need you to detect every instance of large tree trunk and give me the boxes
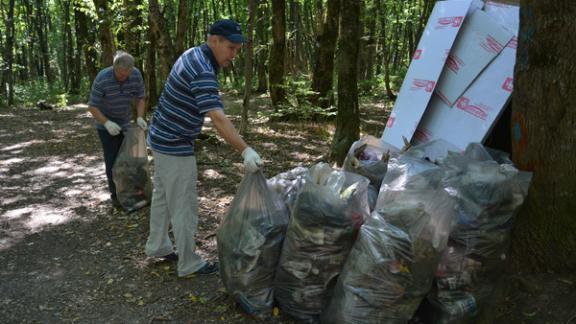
[144,15,158,111]
[255,0,268,93]
[510,0,576,272]
[329,0,361,166]
[74,5,98,84]
[175,0,189,56]
[309,0,340,108]
[240,0,256,135]
[269,0,287,108]
[149,0,175,84]
[93,0,116,67]
[34,0,54,83]
[123,0,143,70]
[2,0,15,105]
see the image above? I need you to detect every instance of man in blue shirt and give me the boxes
[146,19,263,276]
[88,51,147,207]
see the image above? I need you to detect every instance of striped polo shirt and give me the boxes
[148,44,223,156]
[88,66,145,129]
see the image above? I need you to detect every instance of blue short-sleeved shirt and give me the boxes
[148,44,222,156]
[88,66,145,129]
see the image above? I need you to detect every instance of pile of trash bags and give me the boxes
[216,136,532,323]
[112,126,151,212]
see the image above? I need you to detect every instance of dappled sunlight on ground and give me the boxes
[0,107,108,252]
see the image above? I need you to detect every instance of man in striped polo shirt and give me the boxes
[145,19,263,276]
[88,51,147,207]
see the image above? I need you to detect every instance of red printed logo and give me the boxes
[502,77,513,92]
[437,16,463,28]
[445,55,460,73]
[456,97,489,120]
[507,36,518,49]
[386,116,396,128]
[413,49,422,60]
[482,35,504,54]
[411,79,436,92]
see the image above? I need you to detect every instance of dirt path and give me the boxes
[0,99,574,323]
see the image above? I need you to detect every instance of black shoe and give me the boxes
[161,252,179,262]
[194,262,219,275]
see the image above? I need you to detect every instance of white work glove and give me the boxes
[137,117,147,130]
[242,147,263,173]
[104,120,122,136]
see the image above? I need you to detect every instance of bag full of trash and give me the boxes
[323,166,455,323]
[342,135,399,211]
[217,171,289,320]
[416,143,532,323]
[112,126,152,212]
[274,163,370,323]
[267,166,308,213]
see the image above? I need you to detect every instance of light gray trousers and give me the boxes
[145,151,206,276]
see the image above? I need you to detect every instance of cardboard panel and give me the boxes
[381,0,472,149]
[434,9,513,107]
[413,4,519,150]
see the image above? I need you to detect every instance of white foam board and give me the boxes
[381,0,472,149]
[413,4,519,150]
[434,9,514,107]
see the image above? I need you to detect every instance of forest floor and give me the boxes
[0,93,575,324]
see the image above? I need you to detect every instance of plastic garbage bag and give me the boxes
[342,135,398,211]
[323,165,455,323]
[112,126,151,212]
[267,166,308,213]
[274,163,370,323]
[416,144,532,323]
[217,171,289,320]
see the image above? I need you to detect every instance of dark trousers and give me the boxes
[97,128,124,199]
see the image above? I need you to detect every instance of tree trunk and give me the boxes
[35,0,54,83]
[255,0,268,93]
[309,0,340,108]
[2,0,15,105]
[144,15,159,111]
[175,0,190,56]
[510,0,576,272]
[93,0,116,67]
[123,0,143,70]
[240,0,256,135]
[330,0,361,166]
[149,0,175,84]
[74,5,98,84]
[269,0,287,108]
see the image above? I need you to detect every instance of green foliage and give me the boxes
[2,79,89,109]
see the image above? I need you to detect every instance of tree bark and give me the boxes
[269,0,287,108]
[34,0,54,83]
[175,0,190,56]
[144,15,158,111]
[123,0,143,70]
[255,0,268,93]
[510,0,576,272]
[2,0,15,105]
[93,0,116,67]
[149,0,175,84]
[309,0,340,108]
[240,0,256,135]
[330,0,361,166]
[74,5,98,84]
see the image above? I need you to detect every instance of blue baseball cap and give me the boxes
[209,19,245,43]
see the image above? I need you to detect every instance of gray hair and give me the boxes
[113,51,135,69]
